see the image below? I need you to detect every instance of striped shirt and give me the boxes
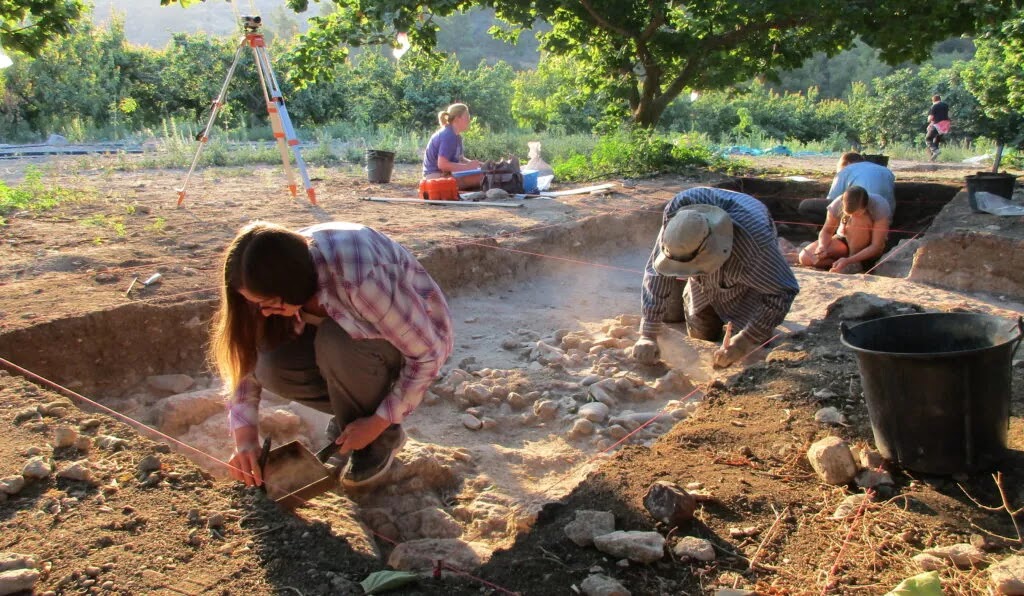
[227,223,454,432]
[640,187,799,343]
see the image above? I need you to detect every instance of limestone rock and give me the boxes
[153,389,225,435]
[95,435,129,451]
[397,507,463,540]
[533,399,559,420]
[814,407,846,426]
[989,555,1024,595]
[146,374,195,394]
[643,481,696,526]
[387,539,492,572]
[593,531,665,563]
[57,460,97,485]
[578,402,610,423]
[673,536,716,562]
[52,426,79,448]
[0,553,36,572]
[913,553,948,572]
[855,469,894,489]
[832,494,867,520]
[0,568,39,595]
[461,414,483,430]
[571,419,595,437]
[22,457,53,480]
[922,543,988,568]
[581,574,631,596]
[564,510,615,547]
[807,437,857,485]
[258,408,304,444]
[0,476,26,496]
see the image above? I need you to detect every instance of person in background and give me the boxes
[797,152,895,223]
[213,221,453,490]
[632,187,799,369]
[925,95,952,161]
[422,103,484,190]
[798,185,891,274]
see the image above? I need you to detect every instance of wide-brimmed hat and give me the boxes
[652,205,734,277]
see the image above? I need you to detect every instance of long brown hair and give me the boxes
[210,222,317,391]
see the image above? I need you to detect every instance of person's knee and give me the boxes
[798,246,815,267]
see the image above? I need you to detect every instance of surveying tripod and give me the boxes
[177,15,316,206]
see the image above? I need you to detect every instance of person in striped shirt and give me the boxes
[211,221,454,489]
[632,187,799,368]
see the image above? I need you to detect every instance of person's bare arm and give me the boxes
[438,156,480,173]
[845,219,889,263]
[815,211,841,256]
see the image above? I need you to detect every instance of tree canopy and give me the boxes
[157,0,1019,127]
[1,0,86,55]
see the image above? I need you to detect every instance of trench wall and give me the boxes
[0,207,661,398]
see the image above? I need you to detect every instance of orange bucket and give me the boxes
[418,178,459,201]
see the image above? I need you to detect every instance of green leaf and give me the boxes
[359,570,419,594]
[883,571,943,596]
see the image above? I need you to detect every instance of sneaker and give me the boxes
[342,425,406,488]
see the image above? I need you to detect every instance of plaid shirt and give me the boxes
[227,223,454,432]
[641,187,799,344]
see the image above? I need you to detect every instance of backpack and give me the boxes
[481,157,524,195]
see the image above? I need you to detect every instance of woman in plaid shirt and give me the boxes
[211,221,454,489]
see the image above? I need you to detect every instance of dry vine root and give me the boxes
[957,471,1023,545]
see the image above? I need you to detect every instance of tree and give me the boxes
[161,0,1019,128]
[1,0,86,55]
[961,30,1024,171]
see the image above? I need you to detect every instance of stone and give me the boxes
[397,508,463,540]
[814,407,846,426]
[95,436,129,451]
[22,457,53,480]
[153,389,225,435]
[857,448,885,470]
[0,476,26,496]
[855,469,894,489]
[581,574,631,596]
[589,384,617,407]
[989,555,1024,595]
[461,414,483,430]
[922,543,988,568]
[807,437,857,485]
[832,494,867,520]
[533,399,559,420]
[564,510,616,547]
[146,374,195,394]
[137,455,162,476]
[387,539,492,572]
[673,536,716,561]
[0,553,36,572]
[578,402,610,423]
[571,419,595,437]
[593,531,665,564]
[0,568,39,595]
[57,461,97,485]
[913,553,947,572]
[643,481,696,526]
[52,426,79,448]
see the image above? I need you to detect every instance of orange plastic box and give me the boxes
[418,177,459,201]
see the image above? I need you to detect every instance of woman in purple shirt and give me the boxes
[422,103,483,189]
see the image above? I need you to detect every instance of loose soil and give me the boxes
[0,153,1022,596]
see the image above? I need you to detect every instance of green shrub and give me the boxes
[0,167,77,223]
[553,129,712,181]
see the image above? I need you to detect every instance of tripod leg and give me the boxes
[251,43,300,198]
[252,42,317,204]
[177,36,248,207]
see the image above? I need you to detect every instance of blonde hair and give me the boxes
[438,103,469,127]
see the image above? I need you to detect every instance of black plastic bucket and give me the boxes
[366,149,396,183]
[863,154,889,167]
[965,173,1017,213]
[840,313,1022,475]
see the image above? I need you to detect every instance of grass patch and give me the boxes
[0,166,78,223]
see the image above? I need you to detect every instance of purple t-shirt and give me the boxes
[422,125,463,176]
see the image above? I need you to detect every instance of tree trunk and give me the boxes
[992,142,1004,173]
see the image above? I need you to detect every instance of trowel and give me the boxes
[258,438,343,508]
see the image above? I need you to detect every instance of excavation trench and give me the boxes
[0,178,990,563]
